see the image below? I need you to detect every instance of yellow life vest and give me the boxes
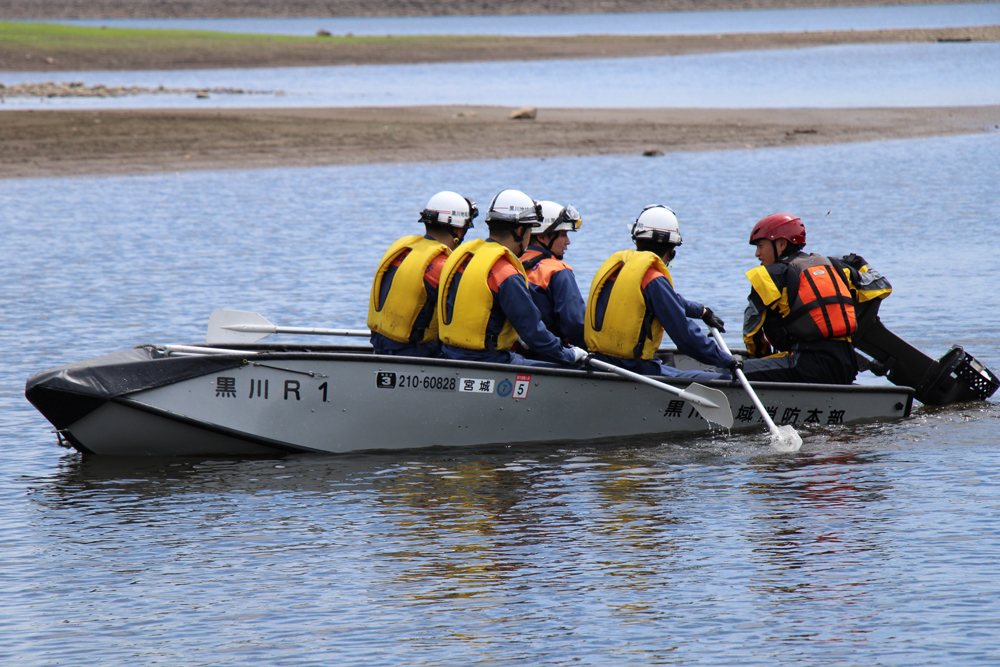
[367,235,449,344]
[438,239,528,351]
[746,265,790,315]
[585,250,672,360]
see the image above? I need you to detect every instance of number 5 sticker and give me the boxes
[513,374,531,399]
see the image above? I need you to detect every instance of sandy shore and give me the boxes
[0,0,976,20]
[3,105,998,179]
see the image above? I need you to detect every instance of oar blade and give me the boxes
[684,383,734,429]
[770,424,803,452]
[206,309,274,345]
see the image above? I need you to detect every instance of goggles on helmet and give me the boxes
[536,204,582,235]
[633,228,682,246]
[485,201,543,227]
[419,196,478,229]
[630,204,682,246]
[558,204,583,230]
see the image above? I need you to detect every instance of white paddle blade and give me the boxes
[770,424,803,453]
[683,383,734,429]
[206,309,275,345]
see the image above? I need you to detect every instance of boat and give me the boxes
[28,302,1000,457]
[26,340,917,457]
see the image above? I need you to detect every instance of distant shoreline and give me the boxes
[3,1,996,180]
[0,0,979,20]
[3,105,998,179]
[2,22,997,72]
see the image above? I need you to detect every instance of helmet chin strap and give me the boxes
[534,232,565,259]
[511,223,527,244]
[773,239,793,259]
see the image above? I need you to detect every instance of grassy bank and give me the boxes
[0,21,415,69]
[2,21,998,71]
[1,21,492,70]
[0,20,379,49]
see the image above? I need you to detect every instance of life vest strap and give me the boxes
[521,254,546,271]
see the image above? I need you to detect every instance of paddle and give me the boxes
[710,328,802,452]
[586,356,733,429]
[206,309,369,345]
[161,344,258,356]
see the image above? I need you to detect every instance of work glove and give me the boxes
[569,347,589,366]
[702,307,725,333]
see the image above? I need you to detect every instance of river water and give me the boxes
[2,131,1000,665]
[41,2,1000,36]
[4,41,999,110]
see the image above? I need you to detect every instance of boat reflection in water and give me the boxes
[32,429,906,611]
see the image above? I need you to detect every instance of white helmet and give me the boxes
[534,201,582,235]
[419,191,478,229]
[484,189,542,227]
[630,204,682,246]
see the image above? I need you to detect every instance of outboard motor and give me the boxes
[852,298,999,405]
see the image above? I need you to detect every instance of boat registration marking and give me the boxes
[376,371,457,392]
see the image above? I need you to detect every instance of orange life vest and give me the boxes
[521,248,572,291]
[784,254,857,341]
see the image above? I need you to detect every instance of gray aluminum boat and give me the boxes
[26,343,915,457]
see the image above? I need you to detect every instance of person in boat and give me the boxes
[367,191,477,358]
[519,200,587,349]
[584,204,732,379]
[437,189,589,368]
[741,213,892,384]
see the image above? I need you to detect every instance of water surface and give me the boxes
[2,133,1000,665]
[3,42,998,110]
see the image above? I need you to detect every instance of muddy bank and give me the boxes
[3,25,997,72]
[3,105,997,179]
[0,0,977,20]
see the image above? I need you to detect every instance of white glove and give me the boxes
[569,347,589,366]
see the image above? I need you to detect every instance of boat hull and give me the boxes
[27,346,914,457]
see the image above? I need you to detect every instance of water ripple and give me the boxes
[3,134,1000,665]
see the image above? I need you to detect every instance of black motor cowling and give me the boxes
[852,298,999,405]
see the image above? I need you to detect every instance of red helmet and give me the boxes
[749,213,806,246]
